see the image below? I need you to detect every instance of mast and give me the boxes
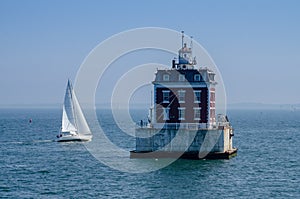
[181,30,184,48]
[190,36,193,57]
[68,79,78,130]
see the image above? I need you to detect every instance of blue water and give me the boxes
[0,108,299,198]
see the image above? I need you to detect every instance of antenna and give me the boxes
[181,30,184,48]
[190,36,193,60]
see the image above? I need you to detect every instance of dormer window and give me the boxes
[179,74,185,81]
[163,74,169,81]
[194,74,201,81]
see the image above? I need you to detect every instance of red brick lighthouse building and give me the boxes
[131,32,237,159]
[153,40,216,129]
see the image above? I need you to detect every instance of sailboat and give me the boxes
[56,79,92,142]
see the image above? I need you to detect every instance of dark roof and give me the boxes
[154,68,216,84]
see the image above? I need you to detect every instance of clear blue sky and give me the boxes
[1,0,300,106]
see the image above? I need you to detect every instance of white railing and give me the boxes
[148,123,211,130]
[137,114,231,130]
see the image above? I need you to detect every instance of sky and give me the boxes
[1,0,300,107]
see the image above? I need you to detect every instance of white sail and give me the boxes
[61,106,76,132]
[61,80,77,132]
[71,88,91,136]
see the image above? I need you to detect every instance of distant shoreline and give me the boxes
[0,102,299,111]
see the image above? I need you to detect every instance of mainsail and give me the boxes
[62,80,77,132]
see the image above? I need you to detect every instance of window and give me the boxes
[162,90,170,103]
[194,108,201,120]
[163,74,169,81]
[194,74,201,81]
[178,107,185,120]
[194,90,201,103]
[163,107,170,120]
[179,74,185,81]
[178,90,185,103]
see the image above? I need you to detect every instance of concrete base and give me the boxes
[130,148,238,160]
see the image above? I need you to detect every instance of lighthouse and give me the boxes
[130,32,237,159]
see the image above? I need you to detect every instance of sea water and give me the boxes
[0,108,299,198]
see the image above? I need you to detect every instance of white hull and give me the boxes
[56,133,91,142]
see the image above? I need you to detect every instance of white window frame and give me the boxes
[163,74,169,81]
[178,107,185,120]
[162,90,170,103]
[163,107,170,120]
[179,74,185,81]
[193,107,201,120]
[209,74,215,81]
[194,74,201,81]
[178,90,186,103]
[194,90,201,103]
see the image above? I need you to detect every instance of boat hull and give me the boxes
[56,138,91,142]
[55,134,91,142]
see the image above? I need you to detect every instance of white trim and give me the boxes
[153,83,208,88]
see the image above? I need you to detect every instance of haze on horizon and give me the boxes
[1,0,300,107]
